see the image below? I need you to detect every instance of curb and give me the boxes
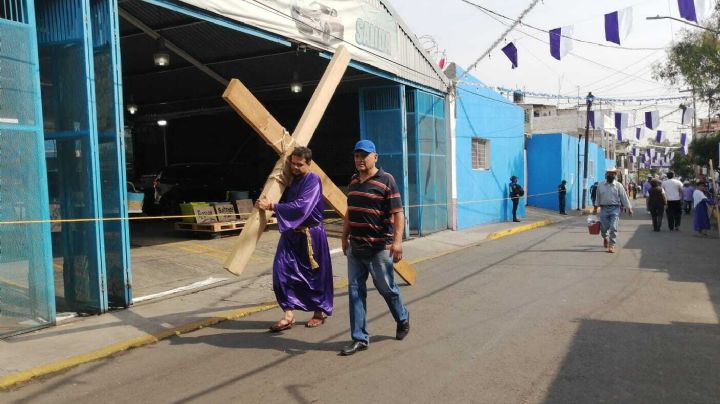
[0,279,350,391]
[486,219,554,240]
[1,217,557,390]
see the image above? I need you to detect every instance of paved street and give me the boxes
[3,208,719,403]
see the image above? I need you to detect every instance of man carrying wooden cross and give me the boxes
[340,140,410,356]
[256,146,333,331]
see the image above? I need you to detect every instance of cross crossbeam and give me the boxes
[221,45,416,285]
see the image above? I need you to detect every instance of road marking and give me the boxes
[487,219,554,240]
[133,277,229,304]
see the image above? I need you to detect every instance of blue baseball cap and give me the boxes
[354,139,376,153]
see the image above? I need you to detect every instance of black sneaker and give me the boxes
[396,313,410,340]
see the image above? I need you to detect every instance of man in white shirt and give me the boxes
[661,172,684,231]
[593,168,633,253]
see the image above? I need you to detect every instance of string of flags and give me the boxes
[499,0,709,68]
[492,86,691,103]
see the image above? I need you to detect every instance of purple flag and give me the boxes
[549,26,573,60]
[604,8,633,45]
[614,112,628,129]
[680,132,688,146]
[644,110,660,130]
[588,111,595,129]
[617,129,624,141]
[678,0,698,22]
[656,130,664,143]
[501,42,518,69]
[635,127,642,141]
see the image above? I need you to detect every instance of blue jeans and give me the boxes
[347,247,408,343]
[600,206,621,246]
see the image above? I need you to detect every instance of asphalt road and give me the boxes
[4,209,720,403]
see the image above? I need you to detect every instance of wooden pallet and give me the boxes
[174,217,277,233]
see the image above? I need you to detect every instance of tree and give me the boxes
[689,134,720,167]
[654,4,720,116]
[671,153,695,179]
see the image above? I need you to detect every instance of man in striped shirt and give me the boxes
[340,140,410,356]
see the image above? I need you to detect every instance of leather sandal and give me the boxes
[269,318,295,332]
[306,314,326,328]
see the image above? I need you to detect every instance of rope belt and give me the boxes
[295,225,320,270]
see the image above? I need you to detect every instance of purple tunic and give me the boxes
[272,172,333,315]
[693,199,712,232]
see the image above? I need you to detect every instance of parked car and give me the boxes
[291,1,344,43]
[149,163,258,215]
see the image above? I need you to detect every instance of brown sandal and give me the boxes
[306,315,326,328]
[269,318,295,332]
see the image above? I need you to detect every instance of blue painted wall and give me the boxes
[527,133,611,211]
[453,66,525,228]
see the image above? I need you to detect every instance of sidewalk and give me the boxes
[0,207,571,389]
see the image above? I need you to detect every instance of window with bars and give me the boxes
[471,138,490,170]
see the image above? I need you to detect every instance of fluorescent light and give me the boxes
[157,120,167,126]
[127,104,138,115]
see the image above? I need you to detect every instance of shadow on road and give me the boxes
[543,205,720,403]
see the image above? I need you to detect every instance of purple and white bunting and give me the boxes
[614,112,629,129]
[501,42,518,69]
[588,111,596,129]
[635,127,644,141]
[656,130,664,143]
[644,110,660,130]
[605,7,633,45]
[678,0,698,22]
[617,128,624,141]
[680,132,687,146]
[549,26,574,60]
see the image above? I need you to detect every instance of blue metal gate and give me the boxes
[359,86,411,232]
[37,0,108,313]
[92,0,131,307]
[407,89,447,235]
[0,1,56,337]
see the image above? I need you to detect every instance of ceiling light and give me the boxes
[127,103,138,115]
[157,119,167,127]
[290,72,302,93]
[153,39,170,67]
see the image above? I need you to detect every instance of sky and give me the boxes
[387,0,717,143]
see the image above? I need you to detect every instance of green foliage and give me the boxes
[689,134,720,167]
[654,4,720,111]
[671,153,695,179]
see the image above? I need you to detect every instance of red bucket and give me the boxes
[588,221,601,235]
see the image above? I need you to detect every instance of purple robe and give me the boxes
[272,172,333,315]
[693,199,713,232]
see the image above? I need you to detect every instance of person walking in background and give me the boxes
[509,176,524,222]
[682,181,694,215]
[647,179,667,232]
[630,181,638,200]
[593,168,633,253]
[642,176,653,215]
[662,172,684,231]
[256,147,334,332]
[693,181,713,236]
[558,180,567,215]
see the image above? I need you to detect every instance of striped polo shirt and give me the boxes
[347,168,403,249]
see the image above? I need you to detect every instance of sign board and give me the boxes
[175,0,445,91]
[212,202,237,222]
[193,206,218,224]
[234,199,254,216]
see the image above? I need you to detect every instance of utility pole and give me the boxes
[581,92,594,210]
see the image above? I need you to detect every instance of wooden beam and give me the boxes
[292,46,351,146]
[222,46,416,284]
[224,155,290,274]
[222,79,291,155]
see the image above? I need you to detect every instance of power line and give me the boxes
[460,0,665,51]
[476,8,677,91]
[459,0,543,80]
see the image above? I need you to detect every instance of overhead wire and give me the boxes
[471,5,678,93]
[460,0,665,51]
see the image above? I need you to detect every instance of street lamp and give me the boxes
[646,15,720,34]
[581,92,594,210]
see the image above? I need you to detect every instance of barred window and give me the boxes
[472,138,490,170]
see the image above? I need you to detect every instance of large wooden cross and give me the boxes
[221,45,416,285]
